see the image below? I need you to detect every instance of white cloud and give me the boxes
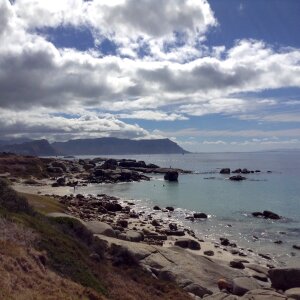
[117,110,188,121]
[0,0,300,145]
[239,112,300,123]
[156,128,300,138]
[0,108,159,141]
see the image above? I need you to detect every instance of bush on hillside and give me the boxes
[0,179,33,214]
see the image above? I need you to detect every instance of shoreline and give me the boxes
[12,179,285,297]
[12,177,284,268]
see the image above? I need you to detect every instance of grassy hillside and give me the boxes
[0,179,190,300]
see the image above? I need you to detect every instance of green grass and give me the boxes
[19,192,65,214]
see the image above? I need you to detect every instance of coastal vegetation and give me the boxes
[0,178,191,299]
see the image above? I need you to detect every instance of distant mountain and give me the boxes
[52,137,188,155]
[0,138,32,146]
[0,139,59,156]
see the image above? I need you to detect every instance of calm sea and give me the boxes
[75,151,300,266]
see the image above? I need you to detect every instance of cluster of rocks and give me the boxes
[57,193,195,246]
[218,167,274,182]
[47,191,300,300]
[220,168,262,175]
[45,157,191,185]
[252,210,281,220]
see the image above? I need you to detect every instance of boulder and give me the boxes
[252,212,264,217]
[252,211,281,220]
[164,171,179,181]
[153,205,161,210]
[268,268,300,290]
[119,230,144,242]
[194,212,208,219]
[232,277,261,296]
[151,219,160,227]
[246,264,269,275]
[262,210,280,220]
[230,260,245,269]
[105,202,123,212]
[242,289,287,300]
[241,168,250,174]
[175,238,201,250]
[285,288,300,300]
[147,163,160,169]
[165,230,185,236]
[204,250,214,256]
[56,177,66,186]
[183,283,213,298]
[117,219,128,228]
[229,175,246,181]
[169,223,178,231]
[85,221,116,237]
[220,168,231,174]
[101,159,118,169]
[51,161,67,172]
[166,206,175,211]
[203,292,238,299]
[293,245,300,250]
[220,238,230,246]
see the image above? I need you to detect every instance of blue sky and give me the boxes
[0,0,300,151]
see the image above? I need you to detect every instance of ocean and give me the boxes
[75,151,300,267]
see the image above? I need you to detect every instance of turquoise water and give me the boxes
[76,151,300,266]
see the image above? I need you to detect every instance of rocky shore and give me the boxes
[3,153,300,299]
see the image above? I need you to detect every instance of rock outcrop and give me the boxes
[268,268,300,290]
[164,171,179,181]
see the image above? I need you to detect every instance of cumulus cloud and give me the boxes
[118,110,188,121]
[0,0,300,144]
[0,108,158,141]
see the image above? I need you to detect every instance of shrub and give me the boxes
[0,179,33,214]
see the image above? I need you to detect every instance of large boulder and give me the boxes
[242,289,287,300]
[101,159,118,170]
[85,221,116,237]
[285,288,300,300]
[268,268,300,290]
[51,161,67,172]
[220,168,231,174]
[119,230,144,242]
[252,210,281,220]
[119,160,146,168]
[56,177,66,186]
[175,238,201,250]
[183,283,213,298]
[203,292,238,299]
[262,210,280,220]
[164,171,179,181]
[104,202,123,212]
[230,175,246,181]
[194,212,208,219]
[232,277,261,296]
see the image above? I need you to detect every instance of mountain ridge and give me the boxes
[52,137,188,155]
[0,137,188,156]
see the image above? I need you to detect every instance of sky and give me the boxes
[0,0,300,152]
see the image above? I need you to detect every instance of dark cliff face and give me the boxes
[0,139,59,156]
[52,137,188,155]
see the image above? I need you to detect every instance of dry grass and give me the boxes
[0,153,52,179]
[0,217,105,300]
[0,176,192,300]
[0,218,37,248]
[19,192,65,214]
